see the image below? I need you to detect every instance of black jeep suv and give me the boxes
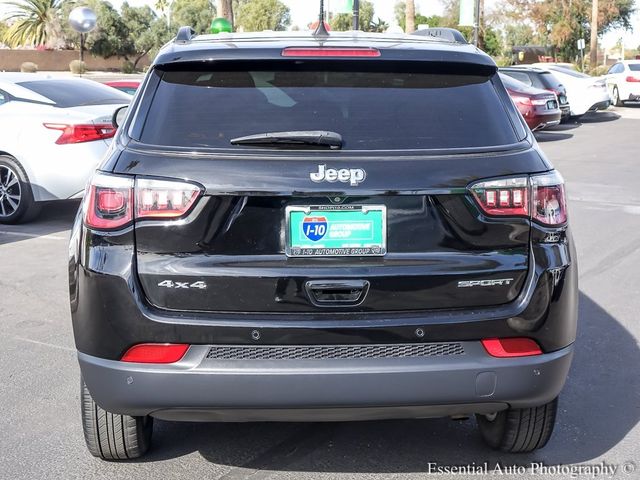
[69,27,577,459]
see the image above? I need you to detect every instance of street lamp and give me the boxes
[69,7,97,63]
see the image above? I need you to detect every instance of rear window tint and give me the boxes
[17,80,131,107]
[539,72,563,88]
[138,69,518,150]
[629,64,640,72]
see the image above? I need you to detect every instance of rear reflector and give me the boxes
[121,343,189,363]
[625,76,640,82]
[481,338,542,358]
[282,47,381,57]
[44,123,116,144]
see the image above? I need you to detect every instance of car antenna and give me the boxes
[313,0,329,37]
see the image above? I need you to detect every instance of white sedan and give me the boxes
[0,74,130,223]
[605,60,640,106]
[533,65,611,117]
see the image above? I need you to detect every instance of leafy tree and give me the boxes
[483,26,502,56]
[496,0,635,61]
[235,0,290,32]
[394,1,441,31]
[370,17,388,33]
[330,0,374,31]
[503,24,537,49]
[121,3,172,69]
[2,0,63,47]
[170,0,216,34]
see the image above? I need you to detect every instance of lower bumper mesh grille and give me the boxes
[206,343,465,360]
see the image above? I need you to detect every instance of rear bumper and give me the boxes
[79,342,574,421]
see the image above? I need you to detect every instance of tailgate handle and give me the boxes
[305,280,370,306]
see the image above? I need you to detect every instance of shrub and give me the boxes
[589,65,610,77]
[121,60,135,74]
[69,60,87,74]
[20,62,38,73]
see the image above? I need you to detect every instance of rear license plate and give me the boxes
[286,205,386,257]
[547,100,558,109]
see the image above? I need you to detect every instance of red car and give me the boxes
[500,73,561,131]
[103,80,140,96]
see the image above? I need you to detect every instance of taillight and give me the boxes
[531,170,567,226]
[282,47,380,57]
[470,171,567,226]
[44,123,116,144]
[84,173,202,230]
[625,75,640,82]
[481,338,542,358]
[135,178,201,219]
[510,94,532,106]
[470,177,529,217]
[84,173,134,230]
[121,343,189,363]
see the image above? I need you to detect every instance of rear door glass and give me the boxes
[138,68,519,151]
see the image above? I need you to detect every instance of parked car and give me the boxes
[500,66,571,120]
[531,62,576,71]
[605,60,640,106]
[70,28,576,459]
[499,73,561,130]
[530,65,610,117]
[0,74,131,223]
[104,80,140,96]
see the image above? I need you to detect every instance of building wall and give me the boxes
[0,50,150,72]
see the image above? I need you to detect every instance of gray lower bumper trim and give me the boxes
[78,342,573,420]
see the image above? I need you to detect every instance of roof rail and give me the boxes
[175,26,196,44]
[411,27,468,44]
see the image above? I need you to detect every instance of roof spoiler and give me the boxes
[175,26,196,44]
[411,28,468,44]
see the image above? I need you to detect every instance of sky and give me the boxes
[1,0,638,49]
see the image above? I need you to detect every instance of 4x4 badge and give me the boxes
[310,164,366,186]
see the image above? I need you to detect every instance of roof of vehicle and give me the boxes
[0,73,58,83]
[499,66,550,74]
[104,80,141,87]
[154,30,495,68]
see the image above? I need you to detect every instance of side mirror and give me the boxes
[112,105,128,129]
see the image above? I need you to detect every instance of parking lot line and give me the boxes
[0,231,67,240]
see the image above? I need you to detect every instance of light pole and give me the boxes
[69,7,97,63]
[352,0,360,31]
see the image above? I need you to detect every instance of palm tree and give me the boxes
[2,0,61,47]
[405,0,415,33]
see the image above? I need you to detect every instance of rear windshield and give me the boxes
[138,68,518,150]
[629,64,640,72]
[539,72,563,89]
[18,80,131,107]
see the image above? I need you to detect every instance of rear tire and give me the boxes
[476,397,558,453]
[81,379,153,460]
[612,86,624,107]
[0,155,41,224]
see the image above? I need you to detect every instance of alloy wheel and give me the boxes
[0,165,21,218]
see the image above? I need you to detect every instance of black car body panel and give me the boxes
[70,32,577,428]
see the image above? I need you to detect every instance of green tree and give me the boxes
[496,0,635,61]
[235,0,290,32]
[121,3,172,69]
[504,24,537,49]
[394,1,441,31]
[170,0,215,34]
[2,0,62,47]
[330,0,374,31]
[370,17,388,33]
[482,26,502,56]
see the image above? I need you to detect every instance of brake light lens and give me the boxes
[625,75,640,82]
[481,338,542,357]
[121,343,189,363]
[84,173,134,230]
[470,171,567,226]
[510,94,532,106]
[282,47,380,57]
[44,123,116,144]
[531,171,567,225]
[135,178,201,219]
[470,177,529,217]
[84,173,202,230]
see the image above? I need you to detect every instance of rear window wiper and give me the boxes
[230,131,342,150]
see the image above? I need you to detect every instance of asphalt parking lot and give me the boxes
[1,106,639,479]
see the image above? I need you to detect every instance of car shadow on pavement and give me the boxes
[534,131,574,142]
[0,200,79,246]
[578,111,621,123]
[137,291,639,473]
